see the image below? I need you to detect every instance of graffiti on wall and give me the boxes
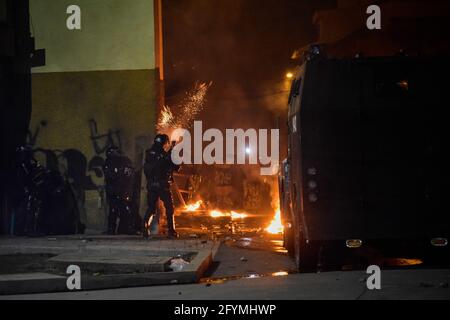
[28,118,122,188]
[27,118,124,229]
[89,119,122,156]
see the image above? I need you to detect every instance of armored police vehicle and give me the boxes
[282,54,450,270]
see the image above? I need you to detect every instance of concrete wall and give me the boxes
[28,0,159,231]
[30,70,157,164]
[30,0,155,72]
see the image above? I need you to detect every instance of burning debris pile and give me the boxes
[176,197,286,253]
[177,196,283,238]
[181,212,255,236]
[183,201,249,220]
[155,81,284,242]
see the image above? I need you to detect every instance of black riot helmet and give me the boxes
[106,145,120,158]
[16,144,34,163]
[154,134,170,145]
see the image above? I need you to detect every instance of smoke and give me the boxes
[163,0,330,95]
[162,0,335,213]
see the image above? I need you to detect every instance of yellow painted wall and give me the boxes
[30,0,155,72]
[28,0,159,230]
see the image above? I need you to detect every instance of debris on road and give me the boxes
[169,257,190,272]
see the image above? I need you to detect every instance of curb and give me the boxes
[0,242,218,295]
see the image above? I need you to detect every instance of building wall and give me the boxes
[30,0,155,72]
[28,0,159,230]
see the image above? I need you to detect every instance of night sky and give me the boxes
[162,0,335,160]
[163,0,335,96]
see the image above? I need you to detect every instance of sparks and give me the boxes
[157,105,176,132]
[156,82,212,133]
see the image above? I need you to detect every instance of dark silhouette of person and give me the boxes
[143,134,180,238]
[103,146,135,234]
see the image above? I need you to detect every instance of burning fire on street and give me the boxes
[157,80,285,250]
[180,199,283,236]
[208,210,248,220]
[265,208,283,235]
[182,201,250,221]
[184,200,203,212]
[265,187,284,235]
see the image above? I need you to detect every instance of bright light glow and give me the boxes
[184,200,203,212]
[245,147,251,154]
[230,211,248,220]
[286,72,294,79]
[272,271,289,277]
[209,210,227,218]
[209,209,249,220]
[265,209,284,234]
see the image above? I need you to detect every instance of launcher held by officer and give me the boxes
[143,134,180,238]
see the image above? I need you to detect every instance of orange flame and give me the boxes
[184,200,203,212]
[209,210,249,220]
[265,208,284,234]
[209,210,228,218]
[230,211,248,220]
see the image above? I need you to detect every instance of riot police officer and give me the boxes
[103,146,135,235]
[143,134,180,238]
[15,145,47,236]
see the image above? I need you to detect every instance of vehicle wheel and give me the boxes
[293,219,318,272]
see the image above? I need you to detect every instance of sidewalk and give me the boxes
[0,234,220,295]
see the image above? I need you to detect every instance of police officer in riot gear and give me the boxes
[143,134,180,238]
[103,146,135,235]
[15,145,48,236]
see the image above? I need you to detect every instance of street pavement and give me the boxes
[2,268,449,300]
[1,237,449,300]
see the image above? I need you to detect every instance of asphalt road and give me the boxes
[2,268,449,300]
[2,241,450,300]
